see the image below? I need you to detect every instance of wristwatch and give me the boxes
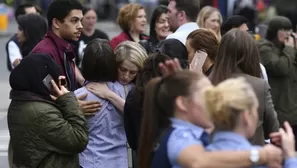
[250,148,260,165]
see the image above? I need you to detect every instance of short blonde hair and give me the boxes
[117,3,144,31]
[197,6,223,40]
[203,77,257,130]
[115,41,148,69]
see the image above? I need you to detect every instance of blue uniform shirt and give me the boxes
[167,118,209,168]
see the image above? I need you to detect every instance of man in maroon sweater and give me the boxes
[31,0,83,90]
[31,0,100,114]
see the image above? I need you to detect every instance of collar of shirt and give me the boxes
[212,131,252,148]
[166,22,199,45]
[170,118,206,140]
[175,22,199,33]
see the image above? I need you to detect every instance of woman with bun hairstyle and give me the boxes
[206,77,297,167]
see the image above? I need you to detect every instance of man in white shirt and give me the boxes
[166,0,200,45]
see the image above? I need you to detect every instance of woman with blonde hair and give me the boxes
[115,41,148,86]
[206,77,297,167]
[87,41,148,111]
[110,3,148,50]
[197,6,222,40]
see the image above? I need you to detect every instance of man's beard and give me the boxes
[169,25,178,32]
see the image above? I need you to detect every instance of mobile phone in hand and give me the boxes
[190,50,208,71]
[43,74,54,92]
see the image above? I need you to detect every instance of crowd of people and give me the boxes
[4,0,297,168]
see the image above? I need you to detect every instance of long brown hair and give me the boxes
[187,28,219,62]
[138,70,204,168]
[210,29,261,85]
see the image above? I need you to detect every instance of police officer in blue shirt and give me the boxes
[137,70,283,168]
[205,77,297,168]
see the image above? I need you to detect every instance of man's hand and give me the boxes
[77,93,101,116]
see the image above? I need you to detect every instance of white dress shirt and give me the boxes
[166,22,199,45]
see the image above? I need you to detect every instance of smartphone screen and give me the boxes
[190,50,208,72]
[43,74,53,92]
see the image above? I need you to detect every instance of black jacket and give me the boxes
[124,87,143,150]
